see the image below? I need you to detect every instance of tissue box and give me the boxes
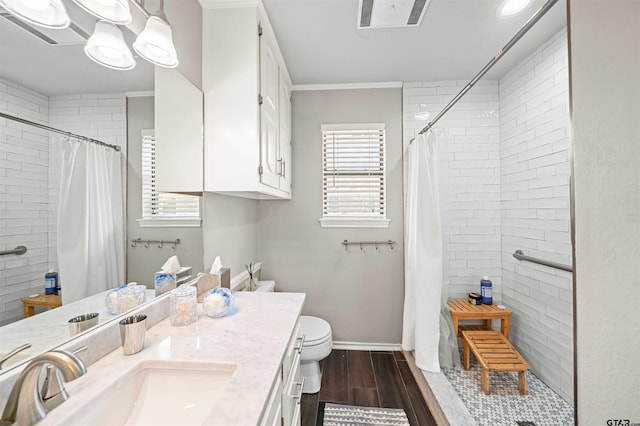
[196,268,230,302]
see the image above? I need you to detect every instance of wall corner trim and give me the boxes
[292,82,403,91]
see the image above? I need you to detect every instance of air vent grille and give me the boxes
[358,0,430,29]
[0,11,89,45]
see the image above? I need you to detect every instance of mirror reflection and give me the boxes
[0,0,204,373]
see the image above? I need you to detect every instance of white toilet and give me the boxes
[299,315,332,394]
[256,281,333,393]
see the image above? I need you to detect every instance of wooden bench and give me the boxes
[461,330,531,395]
[22,294,62,318]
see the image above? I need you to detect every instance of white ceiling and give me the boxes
[262,0,567,84]
[0,0,566,97]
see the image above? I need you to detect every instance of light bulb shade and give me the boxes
[85,20,135,71]
[72,0,131,25]
[0,0,70,29]
[133,16,178,68]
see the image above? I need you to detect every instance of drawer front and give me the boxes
[260,374,283,426]
[283,357,303,426]
[290,400,301,426]
[283,320,302,384]
[270,401,282,426]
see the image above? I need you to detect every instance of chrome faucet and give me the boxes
[0,344,32,370]
[0,350,86,426]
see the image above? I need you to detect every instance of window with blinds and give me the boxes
[139,130,200,227]
[320,123,389,228]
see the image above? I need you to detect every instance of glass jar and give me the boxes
[105,284,127,315]
[117,283,146,314]
[170,284,197,326]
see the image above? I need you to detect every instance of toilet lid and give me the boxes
[300,316,331,344]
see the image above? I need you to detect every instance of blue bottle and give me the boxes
[45,271,58,295]
[480,276,493,305]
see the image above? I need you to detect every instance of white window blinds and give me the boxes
[321,123,386,220]
[141,130,200,221]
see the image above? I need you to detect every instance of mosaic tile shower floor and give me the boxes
[442,354,574,426]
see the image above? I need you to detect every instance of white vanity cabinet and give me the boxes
[261,319,303,426]
[202,2,293,199]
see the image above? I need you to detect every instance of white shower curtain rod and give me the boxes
[0,112,121,152]
[409,0,559,144]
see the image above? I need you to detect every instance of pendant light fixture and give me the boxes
[85,20,135,70]
[133,0,178,68]
[72,0,132,25]
[0,0,70,29]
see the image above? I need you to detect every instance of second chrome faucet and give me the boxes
[0,350,86,426]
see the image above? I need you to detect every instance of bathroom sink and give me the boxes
[70,360,237,426]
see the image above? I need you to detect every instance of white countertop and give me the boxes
[39,291,305,426]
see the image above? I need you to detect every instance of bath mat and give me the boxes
[318,402,410,426]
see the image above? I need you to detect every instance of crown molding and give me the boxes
[292,82,403,91]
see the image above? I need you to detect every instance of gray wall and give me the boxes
[166,0,202,90]
[126,96,204,286]
[202,193,259,282]
[569,0,640,423]
[258,88,404,344]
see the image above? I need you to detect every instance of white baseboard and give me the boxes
[332,341,402,351]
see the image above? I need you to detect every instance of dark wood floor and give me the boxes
[300,350,437,426]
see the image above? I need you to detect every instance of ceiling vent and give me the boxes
[0,10,90,45]
[358,0,430,29]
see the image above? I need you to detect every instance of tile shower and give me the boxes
[403,28,573,413]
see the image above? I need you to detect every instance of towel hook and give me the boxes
[389,240,394,250]
[375,242,379,251]
[131,239,137,248]
[360,243,365,252]
[158,240,164,249]
[144,240,150,248]
[171,239,178,250]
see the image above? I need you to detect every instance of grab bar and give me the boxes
[513,250,573,272]
[0,246,27,256]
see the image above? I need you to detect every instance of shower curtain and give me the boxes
[402,130,455,372]
[57,138,125,304]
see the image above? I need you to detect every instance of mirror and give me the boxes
[0,0,163,373]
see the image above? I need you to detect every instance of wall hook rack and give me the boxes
[341,239,397,252]
[130,238,181,251]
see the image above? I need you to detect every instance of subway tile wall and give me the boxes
[403,81,503,301]
[499,29,572,403]
[0,79,126,326]
[0,79,51,325]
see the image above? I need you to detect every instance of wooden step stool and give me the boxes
[461,330,531,395]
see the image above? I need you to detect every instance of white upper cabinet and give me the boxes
[155,67,204,195]
[202,2,293,199]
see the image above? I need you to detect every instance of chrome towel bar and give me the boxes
[512,250,573,273]
[0,246,27,256]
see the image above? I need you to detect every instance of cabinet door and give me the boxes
[278,73,292,194]
[155,67,204,194]
[259,27,281,190]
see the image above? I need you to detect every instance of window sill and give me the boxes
[319,217,391,228]
[137,217,201,228]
